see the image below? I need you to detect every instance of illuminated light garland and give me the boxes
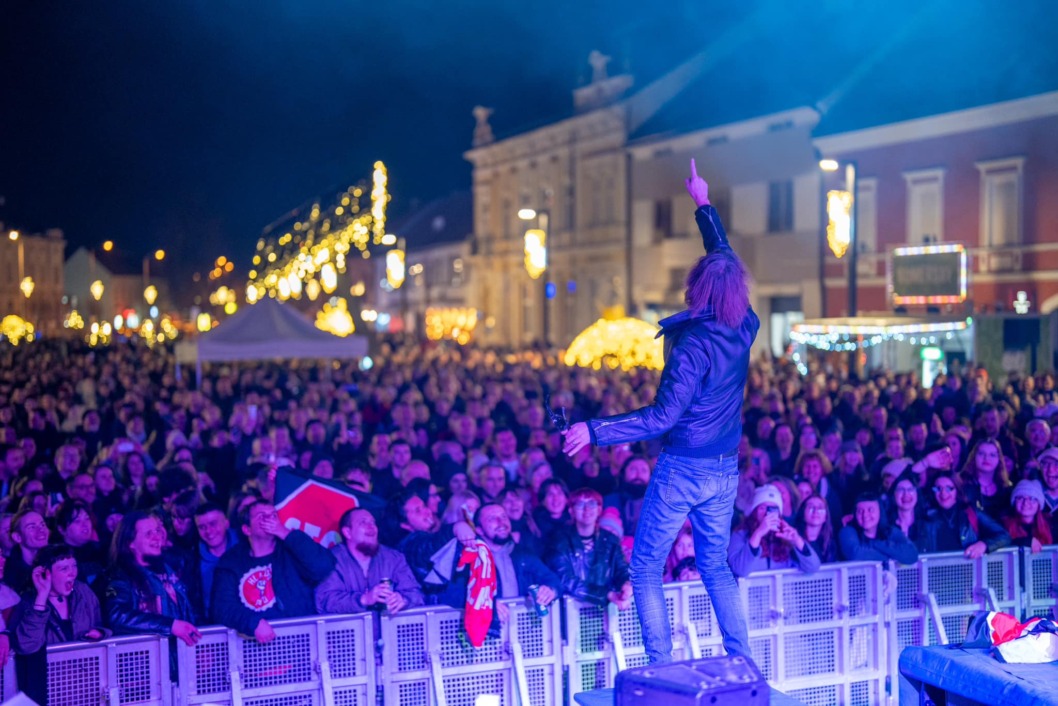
[425,307,478,345]
[1,315,35,345]
[564,316,664,371]
[889,243,968,305]
[64,310,85,330]
[315,298,355,337]
[247,161,389,305]
[790,317,971,351]
[371,162,388,245]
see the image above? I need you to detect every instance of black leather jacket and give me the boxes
[589,205,759,456]
[102,559,198,636]
[546,527,630,606]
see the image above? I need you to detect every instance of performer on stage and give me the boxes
[563,159,758,664]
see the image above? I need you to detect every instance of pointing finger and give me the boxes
[690,158,698,179]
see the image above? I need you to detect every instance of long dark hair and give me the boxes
[685,250,751,328]
[794,493,834,559]
[109,509,158,567]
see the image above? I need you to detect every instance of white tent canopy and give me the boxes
[177,298,367,382]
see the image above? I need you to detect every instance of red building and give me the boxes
[815,92,1058,320]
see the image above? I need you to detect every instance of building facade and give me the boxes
[1,227,65,335]
[814,91,1058,375]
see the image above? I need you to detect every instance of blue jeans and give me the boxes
[629,452,750,663]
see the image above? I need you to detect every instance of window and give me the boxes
[856,178,878,254]
[669,267,689,292]
[976,157,1024,247]
[654,199,673,241]
[904,168,945,244]
[767,180,794,233]
[501,199,512,240]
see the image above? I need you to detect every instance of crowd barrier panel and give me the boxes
[175,612,375,706]
[41,634,171,706]
[4,548,1056,706]
[1021,544,1058,621]
[377,598,563,706]
[889,546,1020,651]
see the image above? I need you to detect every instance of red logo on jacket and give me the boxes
[239,565,276,611]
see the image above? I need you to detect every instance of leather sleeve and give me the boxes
[589,333,708,447]
[975,509,1013,553]
[694,205,731,254]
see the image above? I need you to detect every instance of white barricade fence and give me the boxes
[4,548,1055,706]
[1021,544,1058,620]
[889,547,1021,650]
[48,634,171,706]
[378,597,562,706]
[175,613,375,706]
[565,562,889,706]
[1,654,15,702]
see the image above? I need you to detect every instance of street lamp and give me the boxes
[519,207,551,345]
[819,158,859,317]
[9,231,26,318]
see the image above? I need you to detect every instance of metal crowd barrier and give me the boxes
[377,597,562,706]
[3,547,1056,706]
[890,546,1021,650]
[176,612,375,706]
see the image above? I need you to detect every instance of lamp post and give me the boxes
[9,231,26,318]
[819,159,859,317]
[821,158,859,375]
[143,249,165,318]
[519,207,550,346]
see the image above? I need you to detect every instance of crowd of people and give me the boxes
[1,339,1058,701]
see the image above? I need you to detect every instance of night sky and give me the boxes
[1,1,1053,281]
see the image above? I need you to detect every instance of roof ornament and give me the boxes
[472,105,494,147]
[588,50,611,83]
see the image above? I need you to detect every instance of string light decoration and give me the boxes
[425,307,477,345]
[247,162,390,303]
[1,315,35,345]
[315,297,355,337]
[564,314,663,371]
[64,310,85,330]
[790,317,971,351]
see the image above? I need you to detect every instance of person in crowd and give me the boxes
[670,556,700,583]
[920,471,1012,558]
[960,439,1013,519]
[1034,448,1058,530]
[1001,479,1053,553]
[546,488,631,608]
[188,503,238,618]
[491,428,521,482]
[832,441,872,515]
[768,423,798,477]
[437,504,560,612]
[663,524,695,582]
[440,489,481,527]
[728,485,820,577]
[6,510,51,592]
[838,494,919,564]
[315,508,423,615]
[211,500,335,642]
[766,475,802,524]
[532,478,571,545]
[9,545,109,705]
[102,511,201,645]
[1019,419,1052,478]
[478,463,508,505]
[499,487,542,556]
[888,471,926,551]
[0,552,20,667]
[794,494,837,563]
[792,450,842,524]
[54,500,104,587]
[603,456,651,537]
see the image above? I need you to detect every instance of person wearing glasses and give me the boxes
[546,488,631,608]
[919,471,1011,558]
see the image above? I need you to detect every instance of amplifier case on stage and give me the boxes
[615,655,769,706]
